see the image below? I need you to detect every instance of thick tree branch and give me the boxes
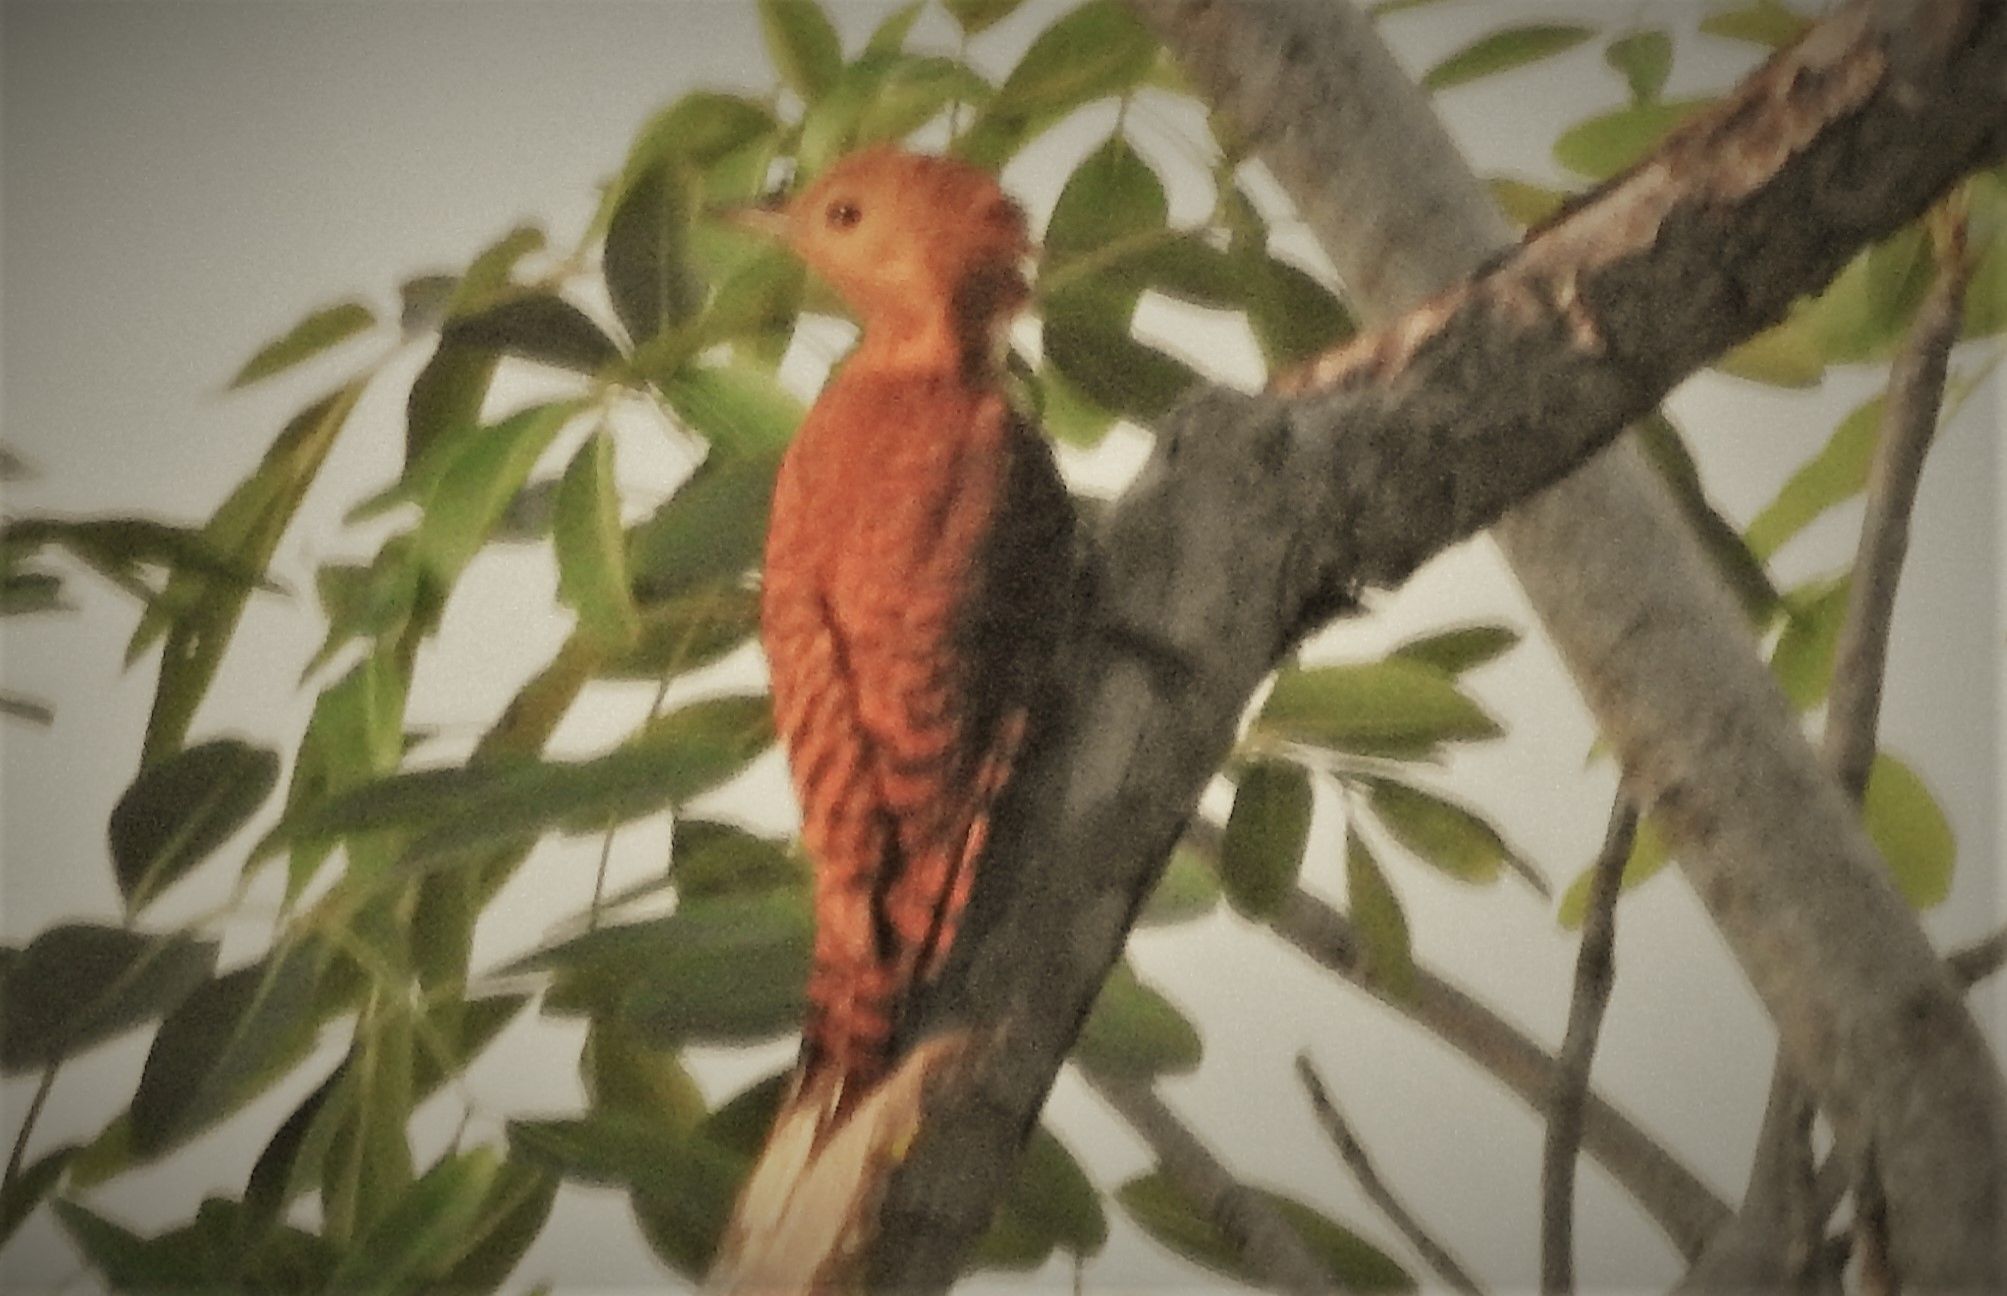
[1087,1073,1340,1296]
[1295,1054,1481,1296]
[1540,801,1637,1293]
[724,1,2007,1287]
[1129,0,2007,1289]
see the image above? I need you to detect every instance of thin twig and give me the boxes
[1541,799,1638,1294]
[1294,1054,1481,1295]
[1086,1070,1338,1296]
[3,1063,59,1193]
[1949,927,2007,988]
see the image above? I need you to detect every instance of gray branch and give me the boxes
[1296,1054,1482,1296]
[1088,1072,1341,1296]
[1540,800,1637,1293]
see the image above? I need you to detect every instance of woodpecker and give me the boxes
[739,147,1075,1129]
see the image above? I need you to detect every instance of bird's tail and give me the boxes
[707,1036,964,1293]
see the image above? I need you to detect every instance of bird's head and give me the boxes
[731,147,1032,354]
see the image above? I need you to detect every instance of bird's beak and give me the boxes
[717,191,791,240]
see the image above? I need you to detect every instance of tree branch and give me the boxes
[720,1,2007,1286]
[1295,1054,1481,1296]
[1087,1072,1340,1296]
[1540,800,1637,1293]
[1129,0,2007,1288]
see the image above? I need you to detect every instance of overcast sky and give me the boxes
[2,2,2000,1292]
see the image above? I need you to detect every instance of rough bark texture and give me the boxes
[726,0,2007,1288]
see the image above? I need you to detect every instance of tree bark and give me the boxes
[715,1,2007,1288]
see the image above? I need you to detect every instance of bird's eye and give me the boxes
[825,200,862,230]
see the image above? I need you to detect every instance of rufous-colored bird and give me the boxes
[739,147,1075,1133]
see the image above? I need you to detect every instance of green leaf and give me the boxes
[1770,572,1850,710]
[1076,961,1201,1079]
[1137,846,1222,927]
[135,381,366,765]
[415,401,585,587]
[555,430,641,648]
[0,1143,75,1246]
[664,360,804,458]
[605,157,701,347]
[3,516,283,597]
[130,941,324,1156]
[977,1125,1107,1267]
[228,299,375,388]
[955,1,1158,167]
[1606,29,1673,103]
[1863,752,1955,909]
[324,1145,502,1296]
[944,0,1025,36]
[1346,831,1414,998]
[1487,175,1572,228]
[1117,1172,1414,1290]
[1809,225,1937,364]
[1245,254,1356,372]
[671,818,807,900]
[1558,816,1669,928]
[1370,0,1456,14]
[1036,362,1117,450]
[700,1071,789,1159]
[1219,759,1313,920]
[108,737,279,913]
[433,1158,560,1294]
[440,293,622,373]
[582,1018,709,1132]
[1745,394,1881,561]
[1045,134,1166,262]
[1042,303,1198,421]
[1717,312,1827,387]
[321,1000,417,1245]
[626,450,779,600]
[448,225,548,316]
[1699,0,1809,49]
[865,1,927,54]
[1390,623,1519,674]
[1553,98,1713,181]
[1422,24,1595,92]
[53,1200,199,1290]
[599,585,761,681]
[1365,777,1518,886]
[759,0,843,103]
[405,340,498,468]
[528,889,811,1043]
[0,925,217,1073]
[1257,659,1502,757]
[279,651,409,896]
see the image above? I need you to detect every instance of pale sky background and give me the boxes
[1,2,2001,1293]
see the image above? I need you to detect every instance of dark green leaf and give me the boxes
[434,1158,560,1294]
[955,1,1157,167]
[600,585,761,680]
[405,341,498,468]
[130,941,323,1155]
[1043,303,1197,420]
[1035,362,1117,449]
[664,360,804,458]
[0,692,56,725]
[530,889,810,1043]
[1118,1172,1413,1290]
[759,0,843,102]
[1606,29,1673,103]
[1863,752,1955,909]
[399,272,460,333]
[1137,846,1222,927]
[0,1144,75,1246]
[1553,98,1713,181]
[321,999,417,1245]
[441,293,621,373]
[324,1145,502,1296]
[135,381,366,764]
[1422,24,1595,91]
[0,926,217,1073]
[108,736,279,913]
[582,1018,708,1131]
[700,1071,789,1159]
[228,300,375,388]
[1219,760,1312,920]
[1699,0,1809,49]
[4,517,281,597]
[555,430,641,648]
[1365,777,1519,886]
[1745,394,1881,561]
[1390,624,1519,674]
[53,1200,202,1289]
[977,1125,1107,1267]
[2,571,67,617]
[1076,961,1201,1079]
[1245,254,1355,372]
[866,1,927,54]
[626,450,779,600]
[1044,134,1166,262]
[416,401,585,587]
[672,818,807,900]
[1345,830,1414,998]
[605,158,701,346]
[944,0,1024,35]
[1257,659,1502,757]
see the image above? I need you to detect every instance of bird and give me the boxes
[736,146,1076,1136]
